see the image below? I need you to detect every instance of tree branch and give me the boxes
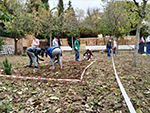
[130,9,143,18]
[133,0,139,8]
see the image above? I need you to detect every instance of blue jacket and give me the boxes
[46,47,59,58]
[106,41,112,49]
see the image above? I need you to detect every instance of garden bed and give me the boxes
[0,52,150,113]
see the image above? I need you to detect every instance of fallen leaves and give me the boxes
[0,52,149,112]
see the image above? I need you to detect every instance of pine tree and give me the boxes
[68,0,72,10]
[58,0,64,16]
[67,0,75,16]
[3,58,12,75]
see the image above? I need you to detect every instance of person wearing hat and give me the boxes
[74,37,80,61]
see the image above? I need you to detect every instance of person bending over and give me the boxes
[52,35,62,63]
[46,47,62,69]
[26,47,45,69]
[83,49,93,61]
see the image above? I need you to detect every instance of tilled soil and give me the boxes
[0,51,150,113]
[12,60,89,79]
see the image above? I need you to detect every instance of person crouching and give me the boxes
[26,47,45,69]
[83,49,93,61]
[46,47,62,69]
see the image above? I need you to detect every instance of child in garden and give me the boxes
[31,35,39,47]
[52,35,62,63]
[52,35,62,47]
[74,37,80,61]
[83,49,93,61]
[112,40,117,56]
[26,47,45,69]
[46,47,62,69]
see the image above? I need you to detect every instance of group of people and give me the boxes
[26,36,94,69]
[106,38,117,57]
[26,35,62,69]
[26,35,117,69]
[74,37,93,61]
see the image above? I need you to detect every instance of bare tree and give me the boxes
[84,7,101,29]
[75,8,85,22]
[131,0,148,67]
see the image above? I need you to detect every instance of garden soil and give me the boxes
[0,51,150,113]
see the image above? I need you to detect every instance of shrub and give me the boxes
[21,53,27,56]
[3,58,12,75]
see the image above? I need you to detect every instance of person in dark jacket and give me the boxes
[26,47,45,69]
[106,39,112,57]
[83,49,93,61]
[46,47,62,69]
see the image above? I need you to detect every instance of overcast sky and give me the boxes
[48,0,104,13]
[48,0,148,14]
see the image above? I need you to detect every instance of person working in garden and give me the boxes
[83,49,93,61]
[52,35,62,63]
[106,39,112,57]
[74,37,80,61]
[52,35,62,47]
[139,38,145,54]
[31,35,39,47]
[112,40,117,56]
[26,47,45,69]
[46,46,62,69]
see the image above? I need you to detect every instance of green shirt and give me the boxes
[74,40,80,50]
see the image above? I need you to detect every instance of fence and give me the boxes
[0,36,136,55]
[0,45,15,55]
[60,36,136,46]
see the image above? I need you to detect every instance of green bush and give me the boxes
[2,58,12,75]
[21,53,27,56]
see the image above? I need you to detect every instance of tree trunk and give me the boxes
[116,37,119,54]
[50,33,52,47]
[71,36,74,52]
[132,19,142,67]
[14,38,17,55]
[20,37,23,54]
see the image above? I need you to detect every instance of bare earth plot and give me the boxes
[0,52,150,113]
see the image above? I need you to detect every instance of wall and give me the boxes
[60,36,136,46]
[0,36,136,54]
